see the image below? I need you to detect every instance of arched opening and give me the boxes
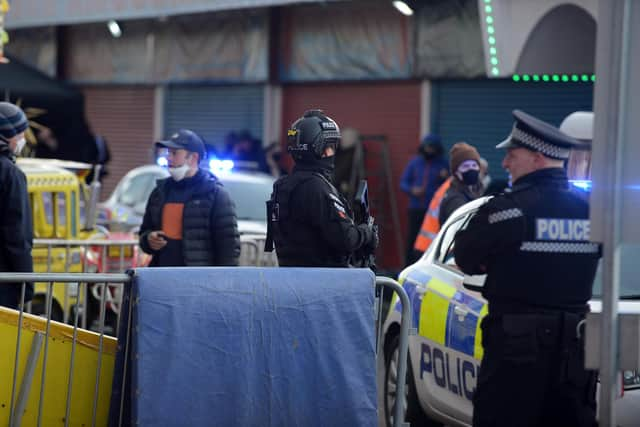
[516,4,596,74]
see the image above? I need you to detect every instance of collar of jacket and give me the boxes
[512,167,568,190]
[450,177,483,198]
[0,141,16,163]
[160,168,219,195]
[292,161,334,182]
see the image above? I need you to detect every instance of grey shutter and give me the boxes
[432,79,594,180]
[165,85,264,154]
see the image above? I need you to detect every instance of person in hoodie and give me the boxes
[265,110,378,267]
[139,129,240,266]
[439,142,484,225]
[0,102,33,308]
[400,134,449,265]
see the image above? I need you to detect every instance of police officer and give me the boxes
[454,110,600,427]
[265,109,378,267]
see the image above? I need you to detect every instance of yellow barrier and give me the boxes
[0,307,117,427]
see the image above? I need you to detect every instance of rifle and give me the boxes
[352,179,377,271]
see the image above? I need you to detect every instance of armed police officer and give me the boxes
[454,110,600,427]
[265,110,378,267]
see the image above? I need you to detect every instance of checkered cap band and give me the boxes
[520,241,600,254]
[488,208,524,224]
[511,127,571,160]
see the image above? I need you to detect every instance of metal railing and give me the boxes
[32,238,141,332]
[239,234,278,267]
[375,277,411,427]
[0,273,131,427]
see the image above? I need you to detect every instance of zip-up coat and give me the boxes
[0,143,33,307]
[139,169,240,266]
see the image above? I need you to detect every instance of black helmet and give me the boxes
[287,109,341,162]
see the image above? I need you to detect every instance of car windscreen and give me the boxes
[221,178,272,222]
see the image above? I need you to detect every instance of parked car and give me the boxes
[381,196,640,427]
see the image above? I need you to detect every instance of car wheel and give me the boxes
[384,334,442,427]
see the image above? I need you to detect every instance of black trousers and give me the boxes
[473,313,598,427]
[405,208,427,266]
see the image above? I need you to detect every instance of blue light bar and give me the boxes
[209,159,234,173]
[570,180,592,191]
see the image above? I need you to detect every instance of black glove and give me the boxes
[358,222,379,252]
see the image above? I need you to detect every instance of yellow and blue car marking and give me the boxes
[391,268,488,400]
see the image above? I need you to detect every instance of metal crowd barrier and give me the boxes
[0,273,132,427]
[32,238,141,332]
[376,277,411,427]
[239,234,279,267]
[0,272,410,427]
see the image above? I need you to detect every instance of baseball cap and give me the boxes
[156,129,206,158]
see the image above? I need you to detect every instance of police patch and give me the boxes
[536,218,590,241]
[328,193,342,203]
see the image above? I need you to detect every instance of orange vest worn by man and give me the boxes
[413,177,451,253]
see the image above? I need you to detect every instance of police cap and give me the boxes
[496,109,582,160]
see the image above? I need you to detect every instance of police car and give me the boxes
[381,195,640,427]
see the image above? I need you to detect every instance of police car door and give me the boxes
[416,206,487,425]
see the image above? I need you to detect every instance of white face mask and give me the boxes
[169,163,190,181]
[14,137,27,155]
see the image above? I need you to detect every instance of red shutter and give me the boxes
[82,86,155,199]
[282,82,421,271]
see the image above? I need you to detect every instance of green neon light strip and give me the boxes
[485,0,499,76]
[512,74,596,83]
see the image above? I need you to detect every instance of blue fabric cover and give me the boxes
[127,267,376,427]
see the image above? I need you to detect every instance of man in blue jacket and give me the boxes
[0,102,33,308]
[400,134,449,265]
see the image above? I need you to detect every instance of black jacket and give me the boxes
[454,168,600,313]
[438,179,483,226]
[139,169,240,266]
[268,163,375,267]
[0,143,33,307]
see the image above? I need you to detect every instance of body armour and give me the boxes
[265,168,372,267]
[454,168,600,313]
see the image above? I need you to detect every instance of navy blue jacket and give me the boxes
[0,143,33,307]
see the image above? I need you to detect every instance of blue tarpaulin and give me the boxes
[110,267,377,427]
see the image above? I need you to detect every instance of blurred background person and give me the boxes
[225,129,267,172]
[439,142,483,225]
[264,141,287,178]
[400,133,448,265]
[334,126,365,202]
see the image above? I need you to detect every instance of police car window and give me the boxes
[436,210,479,267]
[435,215,469,265]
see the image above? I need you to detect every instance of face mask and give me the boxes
[460,169,479,186]
[422,151,436,160]
[14,137,26,155]
[169,163,190,181]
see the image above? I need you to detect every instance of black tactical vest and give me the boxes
[266,171,351,267]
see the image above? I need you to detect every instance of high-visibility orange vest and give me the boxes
[414,178,452,252]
